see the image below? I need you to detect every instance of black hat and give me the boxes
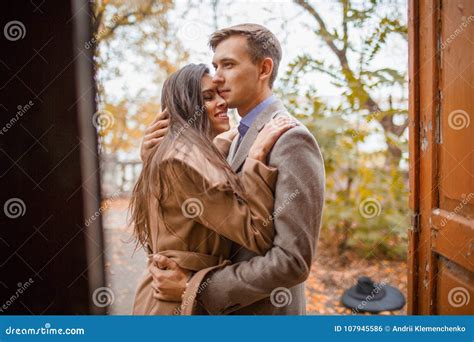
[341,276,405,313]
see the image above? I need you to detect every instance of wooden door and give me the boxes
[0,0,105,314]
[408,0,473,314]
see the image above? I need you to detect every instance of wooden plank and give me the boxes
[431,208,474,273]
[416,0,441,314]
[436,256,474,314]
[407,0,421,315]
[438,0,474,210]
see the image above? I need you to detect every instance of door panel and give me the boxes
[408,0,474,314]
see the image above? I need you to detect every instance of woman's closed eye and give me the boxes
[203,91,215,101]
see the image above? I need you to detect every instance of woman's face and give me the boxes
[202,74,230,135]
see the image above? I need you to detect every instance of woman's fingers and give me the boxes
[150,108,169,125]
[145,118,170,134]
[144,127,168,141]
[261,117,297,142]
[143,137,164,147]
[249,117,297,162]
[268,116,297,131]
[272,118,297,137]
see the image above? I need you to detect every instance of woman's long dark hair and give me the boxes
[129,64,246,250]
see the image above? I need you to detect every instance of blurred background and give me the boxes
[91,0,409,315]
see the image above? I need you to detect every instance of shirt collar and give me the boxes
[240,95,276,130]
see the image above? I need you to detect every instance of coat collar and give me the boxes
[229,99,287,172]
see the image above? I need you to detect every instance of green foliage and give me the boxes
[281,0,409,259]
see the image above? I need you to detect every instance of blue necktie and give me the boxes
[237,122,249,140]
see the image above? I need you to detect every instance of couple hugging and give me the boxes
[130,23,325,315]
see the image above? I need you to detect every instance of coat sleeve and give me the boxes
[196,126,325,314]
[164,157,277,255]
[212,128,238,157]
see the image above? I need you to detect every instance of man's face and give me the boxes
[212,35,260,109]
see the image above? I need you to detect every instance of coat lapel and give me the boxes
[227,135,239,163]
[230,99,287,172]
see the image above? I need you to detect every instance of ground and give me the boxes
[103,197,407,315]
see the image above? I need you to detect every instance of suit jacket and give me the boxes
[195,98,325,315]
[132,137,278,315]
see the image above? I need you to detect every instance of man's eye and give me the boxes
[224,63,232,68]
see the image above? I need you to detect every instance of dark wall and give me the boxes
[0,0,105,314]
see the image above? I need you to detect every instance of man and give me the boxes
[141,23,325,315]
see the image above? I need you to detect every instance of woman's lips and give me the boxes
[214,111,229,121]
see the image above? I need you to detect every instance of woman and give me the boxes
[130,64,295,315]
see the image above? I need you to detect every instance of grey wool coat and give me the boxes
[187,98,325,315]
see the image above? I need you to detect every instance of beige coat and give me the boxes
[132,133,277,315]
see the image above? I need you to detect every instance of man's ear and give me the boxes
[259,57,274,85]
